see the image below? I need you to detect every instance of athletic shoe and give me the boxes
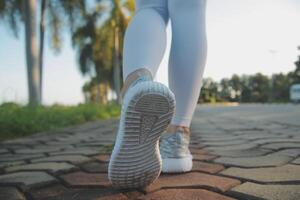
[108,78,175,189]
[159,126,193,173]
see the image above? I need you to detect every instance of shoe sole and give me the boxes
[108,81,175,189]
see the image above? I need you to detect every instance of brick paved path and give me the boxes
[0,104,299,200]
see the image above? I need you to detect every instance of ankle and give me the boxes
[121,68,153,100]
[166,124,190,135]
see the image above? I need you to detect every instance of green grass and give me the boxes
[0,102,121,141]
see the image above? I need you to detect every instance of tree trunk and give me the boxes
[39,0,46,103]
[113,26,121,104]
[24,0,41,106]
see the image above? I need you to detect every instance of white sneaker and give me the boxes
[108,78,175,188]
[160,127,193,173]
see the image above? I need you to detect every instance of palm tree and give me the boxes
[0,0,42,105]
[72,0,134,104]
[24,0,41,106]
[0,0,86,105]
[105,0,134,103]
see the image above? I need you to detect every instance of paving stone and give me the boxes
[191,161,224,174]
[275,149,300,157]
[29,183,126,200]
[192,154,217,161]
[61,171,111,187]
[81,162,108,173]
[138,188,235,200]
[0,154,44,162]
[146,172,240,192]
[49,148,101,156]
[189,143,205,149]
[44,141,78,146]
[0,148,9,154]
[199,136,238,142]
[202,140,248,147]
[2,138,41,145]
[33,144,74,150]
[14,148,62,154]
[190,148,210,154]
[0,187,26,200]
[0,172,57,188]
[214,153,293,167]
[292,158,300,164]
[236,133,286,140]
[75,141,114,147]
[205,143,257,151]
[123,191,144,200]
[31,155,91,164]
[210,148,271,158]
[231,130,270,136]
[231,182,300,200]
[29,184,68,199]
[0,161,25,169]
[261,142,300,150]
[5,162,77,173]
[94,154,111,162]
[94,194,128,200]
[252,138,300,145]
[221,164,300,182]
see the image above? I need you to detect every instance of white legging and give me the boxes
[122,0,207,128]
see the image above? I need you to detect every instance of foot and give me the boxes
[159,125,193,173]
[108,71,175,189]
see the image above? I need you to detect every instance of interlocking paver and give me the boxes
[0,172,57,188]
[202,140,248,147]
[209,148,271,158]
[94,194,128,200]
[260,142,300,150]
[29,184,126,200]
[205,143,257,151]
[81,162,108,173]
[0,161,25,168]
[94,154,111,162]
[1,104,299,199]
[191,161,224,174]
[192,154,217,161]
[292,158,300,164]
[14,148,62,154]
[145,172,241,192]
[138,189,235,200]
[214,153,293,167]
[275,148,300,157]
[5,162,77,173]
[252,138,300,145]
[221,164,300,182]
[230,182,300,200]
[0,154,44,162]
[49,148,102,156]
[189,148,210,154]
[31,155,91,164]
[0,148,9,154]
[61,171,111,187]
[0,187,26,200]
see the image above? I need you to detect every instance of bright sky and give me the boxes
[1,0,300,105]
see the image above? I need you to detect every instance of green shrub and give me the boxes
[0,102,121,141]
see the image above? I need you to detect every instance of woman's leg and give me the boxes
[168,0,207,128]
[109,0,176,188]
[122,0,169,82]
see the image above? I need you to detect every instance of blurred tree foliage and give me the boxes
[72,0,134,104]
[199,47,300,103]
[0,0,134,105]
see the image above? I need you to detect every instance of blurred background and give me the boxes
[0,0,300,140]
